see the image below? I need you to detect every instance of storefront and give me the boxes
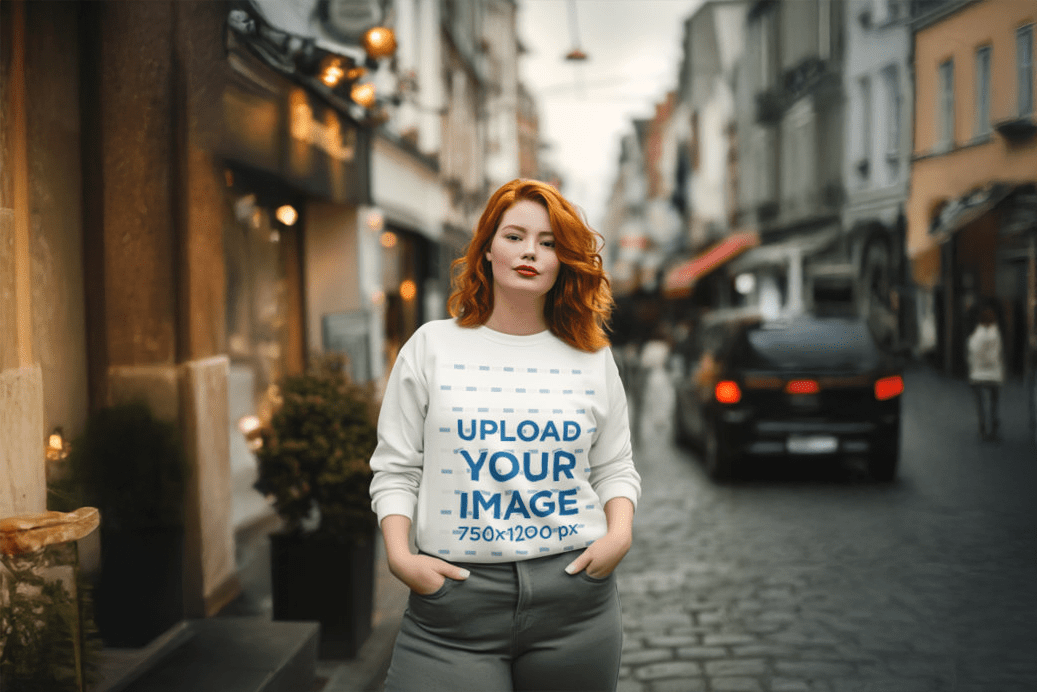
[222,7,378,530]
[369,132,449,373]
[924,183,1037,378]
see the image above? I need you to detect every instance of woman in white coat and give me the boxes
[967,306,1004,441]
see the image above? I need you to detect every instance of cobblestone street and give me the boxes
[615,364,1037,692]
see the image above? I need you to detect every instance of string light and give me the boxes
[362,27,398,59]
[351,82,377,109]
[399,279,417,301]
[276,205,298,226]
[319,56,346,88]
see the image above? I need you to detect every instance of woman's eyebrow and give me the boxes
[499,224,553,237]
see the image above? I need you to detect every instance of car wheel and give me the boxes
[868,435,900,482]
[704,423,735,481]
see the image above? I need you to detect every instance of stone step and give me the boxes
[115,617,319,692]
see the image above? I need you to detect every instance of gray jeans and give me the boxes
[971,381,1001,437]
[383,550,623,692]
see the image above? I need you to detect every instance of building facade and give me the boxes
[2,0,243,616]
[908,0,1037,376]
[730,0,849,318]
[662,1,752,311]
[841,0,916,350]
[0,0,541,641]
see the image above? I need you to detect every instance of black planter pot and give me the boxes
[94,526,185,647]
[269,532,375,659]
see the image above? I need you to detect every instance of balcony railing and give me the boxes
[753,57,841,125]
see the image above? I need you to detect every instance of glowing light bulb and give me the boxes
[351,82,377,109]
[276,205,298,226]
[362,27,397,59]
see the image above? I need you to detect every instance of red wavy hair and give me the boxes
[448,179,613,352]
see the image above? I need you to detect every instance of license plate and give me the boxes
[786,435,839,454]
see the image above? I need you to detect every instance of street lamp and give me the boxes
[564,0,588,62]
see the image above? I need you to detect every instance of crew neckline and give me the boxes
[475,325,556,347]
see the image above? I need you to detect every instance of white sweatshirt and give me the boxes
[369,319,641,563]
[967,323,1004,383]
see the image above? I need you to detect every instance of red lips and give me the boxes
[515,265,539,277]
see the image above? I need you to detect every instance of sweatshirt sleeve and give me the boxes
[368,342,430,524]
[587,349,642,509]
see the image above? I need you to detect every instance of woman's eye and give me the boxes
[542,240,555,248]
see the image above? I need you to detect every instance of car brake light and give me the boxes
[785,379,820,394]
[874,375,904,400]
[715,380,742,404]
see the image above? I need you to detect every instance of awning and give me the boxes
[727,226,842,274]
[249,0,375,56]
[662,231,759,298]
[929,183,1013,241]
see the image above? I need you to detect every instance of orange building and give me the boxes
[908,0,1037,376]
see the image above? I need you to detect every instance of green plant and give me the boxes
[254,353,378,546]
[0,543,101,691]
[56,402,188,531]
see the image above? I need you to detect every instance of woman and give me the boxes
[967,306,1004,441]
[369,179,641,691]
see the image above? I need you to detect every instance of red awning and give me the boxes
[663,231,760,298]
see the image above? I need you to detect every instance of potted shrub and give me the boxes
[0,508,103,691]
[254,353,379,659]
[60,401,188,647]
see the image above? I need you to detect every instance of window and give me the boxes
[975,46,992,136]
[759,16,772,89]
[1018,24,1034,117]
[859,76,873,176]
[883,66,901,154]
[938,59,955,150]
[883,66,901,181]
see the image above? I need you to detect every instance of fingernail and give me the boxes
[458,569,471,579]
[564,563,576,575]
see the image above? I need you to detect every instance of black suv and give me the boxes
[674,311,903,481]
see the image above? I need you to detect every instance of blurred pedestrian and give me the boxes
[638,325,675,442]
[369,179,641,692]
[967,306,1004,442]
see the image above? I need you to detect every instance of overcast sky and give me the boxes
[516,0,704,229]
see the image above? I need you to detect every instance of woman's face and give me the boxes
[485,199,560,302]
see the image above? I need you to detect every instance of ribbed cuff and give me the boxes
[372,493,418,525]
[596,481,641,511]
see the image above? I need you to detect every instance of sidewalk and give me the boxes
[219,511,408,692]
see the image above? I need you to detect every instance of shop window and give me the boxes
[225,192,294,411]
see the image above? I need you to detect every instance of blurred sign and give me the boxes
[289,88,357,162]
[318,0,385,42]
[223,82,369,204]
[251,0,387,53]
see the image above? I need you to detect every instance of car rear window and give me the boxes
[736,319,882,371]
